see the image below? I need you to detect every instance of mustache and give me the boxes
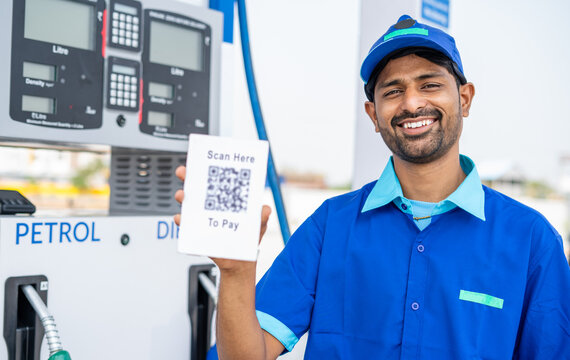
[391,108,442,127]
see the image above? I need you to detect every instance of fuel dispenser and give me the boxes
[0,0,224,358]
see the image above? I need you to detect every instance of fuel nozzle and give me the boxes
[21,285,72,360]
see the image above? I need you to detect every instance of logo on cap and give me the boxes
[394,18,416,29]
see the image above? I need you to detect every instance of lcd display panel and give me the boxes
[149,21,203,71]
[148,82,174,99]
[23,62,56,81]
[22,95,55,114]
[114,3,137,15]
[148,111,173,127]
[24,0,96,51]
[112,64,136,76]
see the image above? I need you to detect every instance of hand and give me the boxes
[173,165,272,271]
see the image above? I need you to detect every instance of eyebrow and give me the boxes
[377,71,447,89]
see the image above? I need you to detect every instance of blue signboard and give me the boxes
[421,0,450,29]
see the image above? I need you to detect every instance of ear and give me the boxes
[364,101,380,132]
[459,82,475,117]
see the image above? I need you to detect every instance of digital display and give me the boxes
[148,82,174,99]
[112,64,136,76]
[22,95,55,114]
[24,0,95,51]
[23,62,56,81]
[149,21,203,71]
[148,111,173,127]
[114,3,137,16]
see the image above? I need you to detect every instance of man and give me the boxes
[175,15,570,359]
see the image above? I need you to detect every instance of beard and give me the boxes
[378,105,462,164]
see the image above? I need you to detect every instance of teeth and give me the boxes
[403,119,434,129]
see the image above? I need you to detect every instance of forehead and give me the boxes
[376,54,453,84]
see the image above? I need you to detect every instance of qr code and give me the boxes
[205,166,250,213]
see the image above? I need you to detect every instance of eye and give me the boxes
[383,89,402,97]
[422,83,441,90]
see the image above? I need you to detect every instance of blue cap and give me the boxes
[360,15,464,85]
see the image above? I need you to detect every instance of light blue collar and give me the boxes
[361,155,486,221]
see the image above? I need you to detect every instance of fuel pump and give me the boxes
[0,0,224,359]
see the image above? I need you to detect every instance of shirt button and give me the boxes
[401,203,407,210]
[417,244,425,253]
[411,302,420,311]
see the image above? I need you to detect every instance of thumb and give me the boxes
[259,205,272,243]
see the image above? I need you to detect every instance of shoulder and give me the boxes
[483,185,557,231]
[483,185,563,264]
[310,181,376,223]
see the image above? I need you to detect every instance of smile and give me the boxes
[402,119,434,129]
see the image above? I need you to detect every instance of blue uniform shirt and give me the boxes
[255,155,570,359]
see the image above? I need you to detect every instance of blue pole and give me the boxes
[236,0,291,244]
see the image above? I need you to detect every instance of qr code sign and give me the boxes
[205,166,251,213]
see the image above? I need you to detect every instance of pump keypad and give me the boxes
[107,57,140,112]
[109,0,142,51]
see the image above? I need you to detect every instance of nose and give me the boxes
[399,88,428,114]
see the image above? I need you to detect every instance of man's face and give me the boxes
[364,54,474,164]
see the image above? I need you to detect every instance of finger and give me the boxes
[173,214,181,226]
[174,189,185,204]
[175,165,186,182]
[259,205,272,240]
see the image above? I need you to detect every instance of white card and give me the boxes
[178,134,269,261]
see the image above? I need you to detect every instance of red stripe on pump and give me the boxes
[101,9,107,58]
[139,79,144,124]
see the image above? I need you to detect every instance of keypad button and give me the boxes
[126,31,132,38]
[119,37,125,45]
[117,75,124,82]
[112,12,119,20]
[110,82,117,89]
[124,84,131,92]
[117,83,124,90]
[112,36,118,43]
[110,74,117,81]
[110,89,117,97]
[132,32,139,40]
[133,24,139,32]
[126,23,132,31]
[119,13,126,21]
[126,39,132,47]
[110,97,117,105]
[133,17,139,24]
[130,92,137,100]
[130,100,136,107]
[119,29,125,37]
[112,28,118,35]
[130,77,137,84]
[133,40,138,48]
[112,20,119,28]
[117,91,123,98]
[126,15,132,23]
[119,22,125,29]
[117,99,123,106]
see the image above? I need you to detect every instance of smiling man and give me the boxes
[175,15,570,359]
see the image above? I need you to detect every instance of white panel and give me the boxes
[352,0,421,189]
[0,216,210,359]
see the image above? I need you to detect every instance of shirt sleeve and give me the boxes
[255,205,326,352]
[514,224,570,359]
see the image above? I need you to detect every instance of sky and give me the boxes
[225,0,570,188]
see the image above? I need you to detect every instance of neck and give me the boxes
[393,147,465,203]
